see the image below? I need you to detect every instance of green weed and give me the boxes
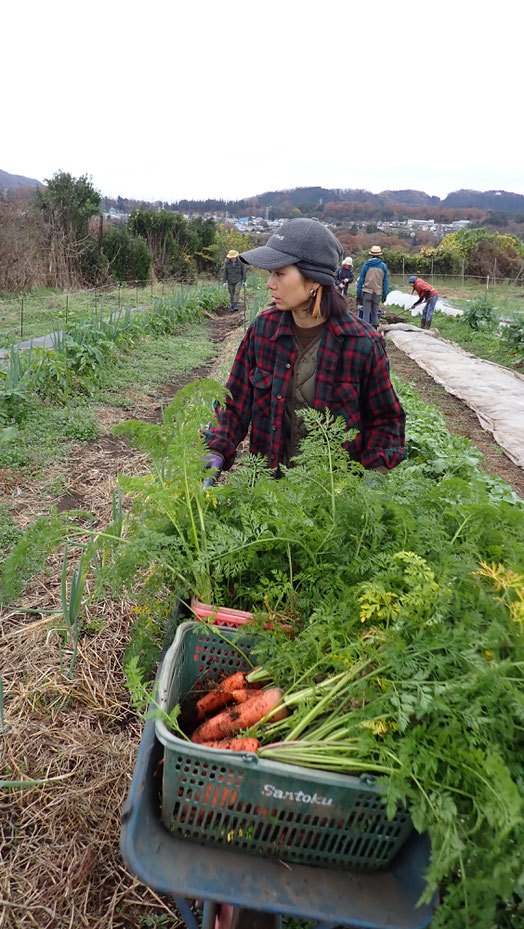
[0,505,21,552]
[0,512,64,604]
[138,910,178,928]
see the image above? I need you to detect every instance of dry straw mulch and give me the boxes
[0,596,183,929]
[1,413,182,928]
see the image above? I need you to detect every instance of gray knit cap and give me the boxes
[239,218,343,285]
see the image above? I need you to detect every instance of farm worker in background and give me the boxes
[356,245,389,329]
[336,256,354,296]
[222,249,246,313]
[408,275,439,329]
[204,218,405,477]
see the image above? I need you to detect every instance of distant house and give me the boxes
[103,208,129,223]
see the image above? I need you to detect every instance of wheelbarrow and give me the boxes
[121,675,438,929]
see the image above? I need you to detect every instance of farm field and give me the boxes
[1,292,523,929]
[1,274,522,350]
[387,337,524,499]
[384,300,524,374]
[0,279,236,349]
[0,307,243,929]
[388,276,524,320]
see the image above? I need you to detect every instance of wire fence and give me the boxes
[1,270,522,348]
[0,277,224,346]
[392,267,524,290]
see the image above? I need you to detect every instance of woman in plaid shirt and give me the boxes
[204,219,405,476]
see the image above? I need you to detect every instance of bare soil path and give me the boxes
[54,310,241,516]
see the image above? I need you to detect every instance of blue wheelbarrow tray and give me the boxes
[121,715,438,929]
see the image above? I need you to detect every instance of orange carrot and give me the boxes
[199,737,260,753]
[194,671,249,720]
[191,687,287,743]
[231,688,260,704]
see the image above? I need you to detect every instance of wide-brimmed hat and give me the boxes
[369,245,382,257]
[227,249,239,259]
[239,218,343,285]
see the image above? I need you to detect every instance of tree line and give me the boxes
[2,172,523,293]
[0,172,220,293]
[379,227,524,279]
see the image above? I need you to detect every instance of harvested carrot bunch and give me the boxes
[191,687,287,744]
[194,670,256,720]
[182,667,286,753]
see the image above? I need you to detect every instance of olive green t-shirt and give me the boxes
[283,320,326,465]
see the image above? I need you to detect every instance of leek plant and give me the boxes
[59,545,87,679]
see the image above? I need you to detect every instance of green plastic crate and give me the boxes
[156,622,413,871]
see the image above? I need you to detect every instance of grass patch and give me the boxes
[96,322,217,406]
[432,313,523,369]
[0,503,22,553]
[0,404,100,477]
[0,321,216,479]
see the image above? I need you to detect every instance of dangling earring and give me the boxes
[312,286,323,319]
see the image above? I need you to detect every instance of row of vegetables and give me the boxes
[95,379,524,929]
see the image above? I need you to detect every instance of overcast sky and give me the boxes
[3,0,523,204]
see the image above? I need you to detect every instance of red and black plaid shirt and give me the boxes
[206,306,406,471]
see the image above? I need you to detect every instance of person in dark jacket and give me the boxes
[356,246,389,328]
[408,276,439,329]
[222,249,246,312]
[204,219,405,477]
[336,257,354,295]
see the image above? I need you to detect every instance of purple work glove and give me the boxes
[203,452,224,471]
[361,466,388,489]
[202,452,223,489]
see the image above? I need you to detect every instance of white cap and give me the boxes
[343,256,353,266]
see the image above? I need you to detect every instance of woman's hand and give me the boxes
[202,452,224,471]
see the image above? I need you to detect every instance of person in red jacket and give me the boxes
[408,276,439,329]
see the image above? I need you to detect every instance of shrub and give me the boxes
[103,225,153,283]
[29,347,78,401]
[460,299,497,331]
[500,319,524,359]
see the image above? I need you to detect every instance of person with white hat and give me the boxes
[204,219,405,477]
[356,245,389,328]
[335,256,354,296]
[222,249,246,313]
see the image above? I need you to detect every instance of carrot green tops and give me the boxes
[205,305,406,471]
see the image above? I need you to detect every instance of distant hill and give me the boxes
[175,186,524,217]
[379,189,440,207]
[440,189,524,212]
[245,186,524,213]
[249,187,343,208]
[0,168,44,192]
[4,165,524,215]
